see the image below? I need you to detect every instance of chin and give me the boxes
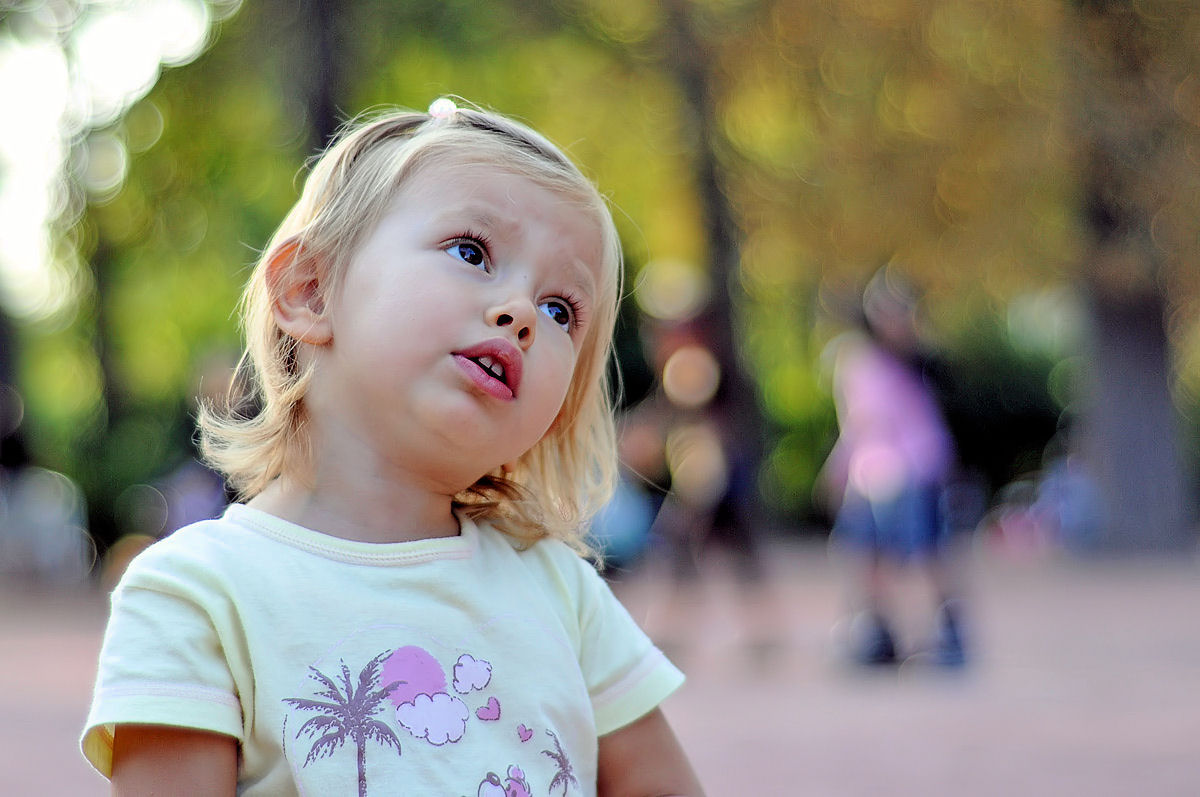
[434,463,508,496]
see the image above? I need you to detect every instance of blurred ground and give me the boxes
[2,535,1198,796]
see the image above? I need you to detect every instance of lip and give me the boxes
[453,338,523,400]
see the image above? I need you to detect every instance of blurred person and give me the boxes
[641,320,762,584]
[1028,428,1104,554]
[587,412,667,576]
[588,471,657,571]
[82,100,702,795]
[817,269,970,668]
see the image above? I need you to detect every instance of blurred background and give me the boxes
[1,0,1198,794]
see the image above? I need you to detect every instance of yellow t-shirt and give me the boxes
[82,504,683,795]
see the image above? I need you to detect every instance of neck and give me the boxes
[249,396,493,543]
[249,473,460,544]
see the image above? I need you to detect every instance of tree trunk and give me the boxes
[0,305,28,470]
[84,238,123,547]
[276,0,344,155]
[656,0,766,573]
[1078,288,1192,552]
[1069,0,1195,552]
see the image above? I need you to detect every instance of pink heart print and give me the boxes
[517,724,533,742]
[476,696,501,721]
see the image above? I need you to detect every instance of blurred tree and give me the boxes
[654,0,767,555]
[512,0,1073,522]
[1065,0,1196,551]
[32,0,307,546]
[711,0,1079,517]
[589,0,1198,549]
[9,0,1198,557]
[0,304,28,470]
[272,0,346,154]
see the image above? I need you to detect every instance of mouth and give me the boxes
[454,339,523,400]
[471,355,507,384]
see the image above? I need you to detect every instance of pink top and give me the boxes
[825,334,952,503]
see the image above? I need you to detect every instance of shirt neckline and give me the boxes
[224,503,477,566]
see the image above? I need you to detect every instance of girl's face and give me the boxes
[303,159,606,493]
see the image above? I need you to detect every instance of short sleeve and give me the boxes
[81,551,242,778]
[562,553,685,736]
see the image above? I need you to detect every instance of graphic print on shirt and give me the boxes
[475,763,533,797]
[283,644,579,794]
[541,729,580,796]
[386,646,476,744]
[282,650,404,797]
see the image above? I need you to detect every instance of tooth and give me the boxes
[473,355,505,381]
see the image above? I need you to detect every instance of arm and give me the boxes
[111,724,238,797]
[596,708,705,797]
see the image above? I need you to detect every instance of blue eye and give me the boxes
[539,299,573,331]
[446,240,488,270]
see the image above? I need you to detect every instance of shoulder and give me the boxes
[115,509,258,596]
[474,522,607,606]
[491,526,598,579]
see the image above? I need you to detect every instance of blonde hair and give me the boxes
[199,102,623,552]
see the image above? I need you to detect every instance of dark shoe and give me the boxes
[848,611,897,666]
[932,600,967,668]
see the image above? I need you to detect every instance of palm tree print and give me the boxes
[541,729,579,796]
[283,650,403,797]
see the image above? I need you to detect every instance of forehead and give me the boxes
[401,149,595,214]
[400,158,609,276]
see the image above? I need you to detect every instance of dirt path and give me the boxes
[3,538,1198,795]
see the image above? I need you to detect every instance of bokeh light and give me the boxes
[664,421,729,511]
[0,0,239,322]
[634,258,709,321]
[661,344,721,410]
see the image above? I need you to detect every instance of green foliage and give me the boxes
[14,0,1199,550]
[936,318,1063,490]
[20,2,308,544]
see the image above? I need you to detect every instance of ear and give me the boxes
[266,238,332,345]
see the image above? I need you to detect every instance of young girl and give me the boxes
[82,98,704,796]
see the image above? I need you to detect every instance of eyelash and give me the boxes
[555,292,587,333]
[445,229,494,271]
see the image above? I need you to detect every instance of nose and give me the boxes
[489,296,537,349]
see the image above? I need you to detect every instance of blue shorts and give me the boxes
[832,482,947,561]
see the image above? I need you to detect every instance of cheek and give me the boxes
[534,343,579,415]
[551,347,594,421]
[548,360,577,412]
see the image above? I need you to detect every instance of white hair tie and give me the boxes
[428,97,458,119]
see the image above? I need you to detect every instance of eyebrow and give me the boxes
[433,204,600,297]
[560,258,597,300]
[430,205,515,235]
